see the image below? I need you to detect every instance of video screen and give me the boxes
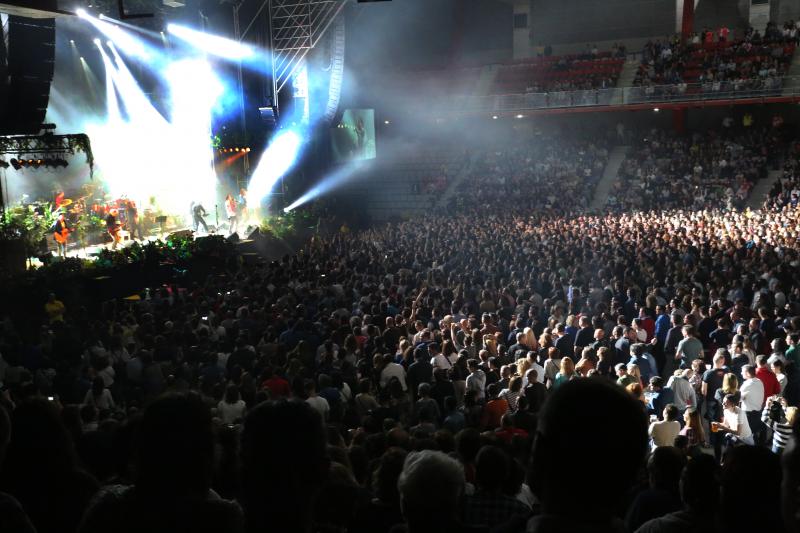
[331,109,376,162]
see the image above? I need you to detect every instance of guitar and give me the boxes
[54,226,74,244]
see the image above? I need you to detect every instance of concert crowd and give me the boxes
[1,131,800,533]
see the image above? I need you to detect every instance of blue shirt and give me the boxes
[655,314,671,343]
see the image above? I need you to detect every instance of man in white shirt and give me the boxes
[720,394,753,445]
[740,365,765,445]
[380,354,408,391]
[305,381,330,421]
[649,404,681,448]
[429,343,456,372]
[526,351,545,385]
[666,369,696,412]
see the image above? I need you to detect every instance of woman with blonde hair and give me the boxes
[564,315,578,337]
[484,335,498,356]
[714,372,740,408]
[553,357,575,389]
[627,363,643,387]
[517,357,532,384]
[523,327,538,351]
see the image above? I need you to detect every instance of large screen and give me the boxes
[331,109,376,162]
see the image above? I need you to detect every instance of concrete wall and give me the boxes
[771,0,800,25]
[513,0,532,60]
[693,0,750,34]
[529,0,676,46]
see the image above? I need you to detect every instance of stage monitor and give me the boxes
[331,109,376,162]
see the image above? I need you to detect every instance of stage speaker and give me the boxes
[226,232,240,243]
[0,15,55,135]
[247,227,261,240]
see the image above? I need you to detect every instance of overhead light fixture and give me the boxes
[492,115,498,120]
[384,120,390,124]
[69,39,75,44]
[516,114,524,119]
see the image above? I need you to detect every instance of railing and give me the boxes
[444,76,799,113]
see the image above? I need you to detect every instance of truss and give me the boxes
[269,0,347,94]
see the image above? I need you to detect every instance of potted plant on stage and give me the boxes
[0,203,56,271]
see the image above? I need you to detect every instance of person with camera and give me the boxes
[762,395,797,455]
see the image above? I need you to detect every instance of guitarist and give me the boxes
[106,209,122,250]
[52,212,72,258]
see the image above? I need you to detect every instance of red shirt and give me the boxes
[480,398,509,430]
[640,317,655,341]
[756,367,781,399]
[262,376,291,398]
[495,427,528,444]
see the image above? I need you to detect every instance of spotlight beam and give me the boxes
[284,162,366,212]
[79,10,159,63]
[166,23,255,60]
[98,13,161,38]
[248,130,303,203]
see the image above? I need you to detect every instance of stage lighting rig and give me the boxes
[0,160,8,169]
[10,159,21,170]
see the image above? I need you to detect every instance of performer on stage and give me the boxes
[51,212,71,258]
[225,193,238,235]
[106,209,122,250]
[237,187,248,225]
[192,201,209,234]
[127,199,143,241]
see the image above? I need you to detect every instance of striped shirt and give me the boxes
[762,404,795,451]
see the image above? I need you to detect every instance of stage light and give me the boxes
[0,160,8,169]
[10,158,20,170]
[69,39,75,44]
[93,38,101,46]
[384,120,390,124]
[492,115,498,119]
[166,23,254,60]
[246,147,250,152]
[653,107,660,112]
[79,56,85,61]
[76,8,87,18]
[516,114,524,119]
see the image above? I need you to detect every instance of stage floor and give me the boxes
[30,227,228,268]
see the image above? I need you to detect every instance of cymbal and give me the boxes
[60,199,73,207]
